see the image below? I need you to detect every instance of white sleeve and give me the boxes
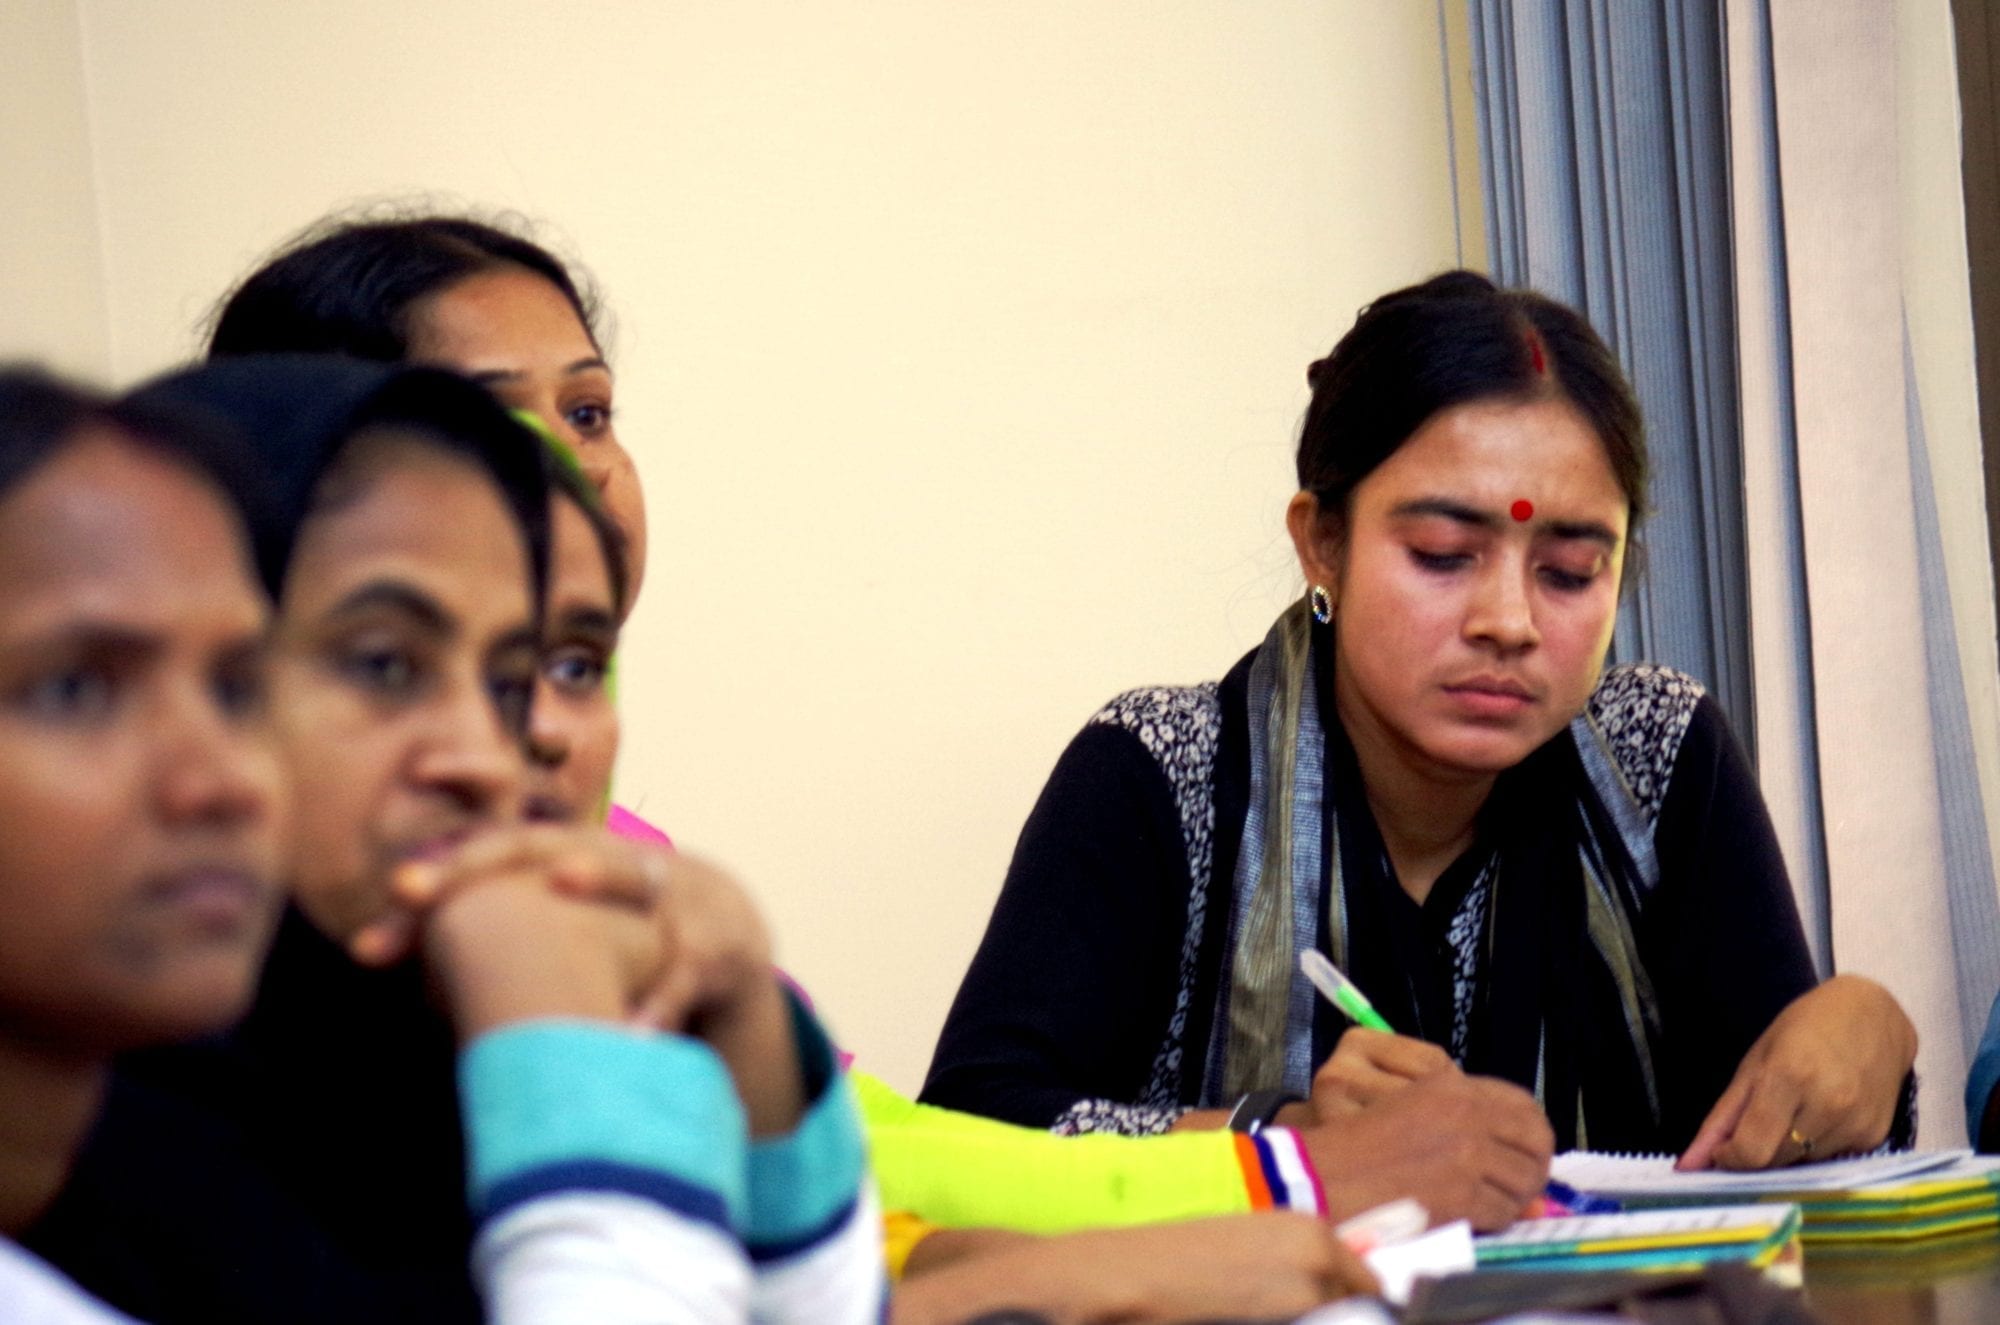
[0,1239,144,1325]
[460,1021,757,1325]
[748,1182,885,1324]
[460,1006,886,1325]
[475,1193,749,1325]
[741,996,886,1324]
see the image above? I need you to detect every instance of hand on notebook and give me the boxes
[1296,1071,1554,1231]
[1309,1026,1460,1115]
[1677,974,1917,1171]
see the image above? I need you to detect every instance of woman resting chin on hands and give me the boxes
[116,356,882,1324]
[386,830,879,1322]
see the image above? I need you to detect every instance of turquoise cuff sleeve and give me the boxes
[744,994,867,1259]
[461,1019,748,1234]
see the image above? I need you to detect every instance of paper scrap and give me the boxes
[1364,1218,1475,1306]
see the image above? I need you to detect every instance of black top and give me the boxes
[26,909,480,1324]
[21,1073,394,1325]
[923,648,1828,1155]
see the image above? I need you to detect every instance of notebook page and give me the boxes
[1480,1204,1792,1250]
[1551,1148,1965,1196]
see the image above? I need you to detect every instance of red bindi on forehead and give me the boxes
[1510,499,1534,522]
[1523,326,1549,377]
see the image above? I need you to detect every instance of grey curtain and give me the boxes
[1468,0,1753,751]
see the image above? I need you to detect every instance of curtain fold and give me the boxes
[1725,0,1831,972]
[1906,330,2000,1059]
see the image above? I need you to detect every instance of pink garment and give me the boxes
[605,802,852,1068]
[606,802,672,847]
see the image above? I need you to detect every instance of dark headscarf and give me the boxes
[128,354,550,603]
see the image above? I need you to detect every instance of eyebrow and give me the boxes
[6,617,266,671]
[15,622,163,664]
[550,605,619,641]
[322,581,456,636]
[467,357,611,387]
[488,624,543,667]
[1388,498,1621,550]
[1546,519,1622,549]
[1389,497,1497,530]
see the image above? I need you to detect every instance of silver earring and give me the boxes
[1309,584,1333,625]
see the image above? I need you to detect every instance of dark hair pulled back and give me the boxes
[1299,270,1647,535]
[206,210,627,610]
[207,212,600,362]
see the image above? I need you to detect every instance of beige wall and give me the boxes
[13,1,1466,1091]
[1,0,109,379]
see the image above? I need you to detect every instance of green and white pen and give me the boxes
[1299,949,1394,1032]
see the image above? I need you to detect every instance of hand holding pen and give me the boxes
[1296,952,1599,1221]
[1299,950,1460,1116]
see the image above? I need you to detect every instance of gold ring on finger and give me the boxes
[1788,1127,1814,1159]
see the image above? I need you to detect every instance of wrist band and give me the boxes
[1226,1088,1302,1135]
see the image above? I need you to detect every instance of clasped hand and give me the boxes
[353,825,806,1136]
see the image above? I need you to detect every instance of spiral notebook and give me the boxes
[1550,1148,1965,1197]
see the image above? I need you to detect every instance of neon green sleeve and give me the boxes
[854,1071,1317,1234]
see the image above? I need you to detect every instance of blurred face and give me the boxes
[1297,396,1628,787]
[407,266,648,611]
[0,431,284,1052]
[270,429,539,944]
[524,495,622,823]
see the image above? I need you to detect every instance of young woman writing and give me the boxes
[924,272,1919,1171]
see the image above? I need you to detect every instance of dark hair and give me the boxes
[1299,270,1647,536]
[127,357,551,605]
[0,365,274,563]
[207,212,599,362]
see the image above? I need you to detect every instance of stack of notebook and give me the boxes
[1474,1203,1804,1276]
[1547,1148,2000,1245]
[1461,1149,2000,1287]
